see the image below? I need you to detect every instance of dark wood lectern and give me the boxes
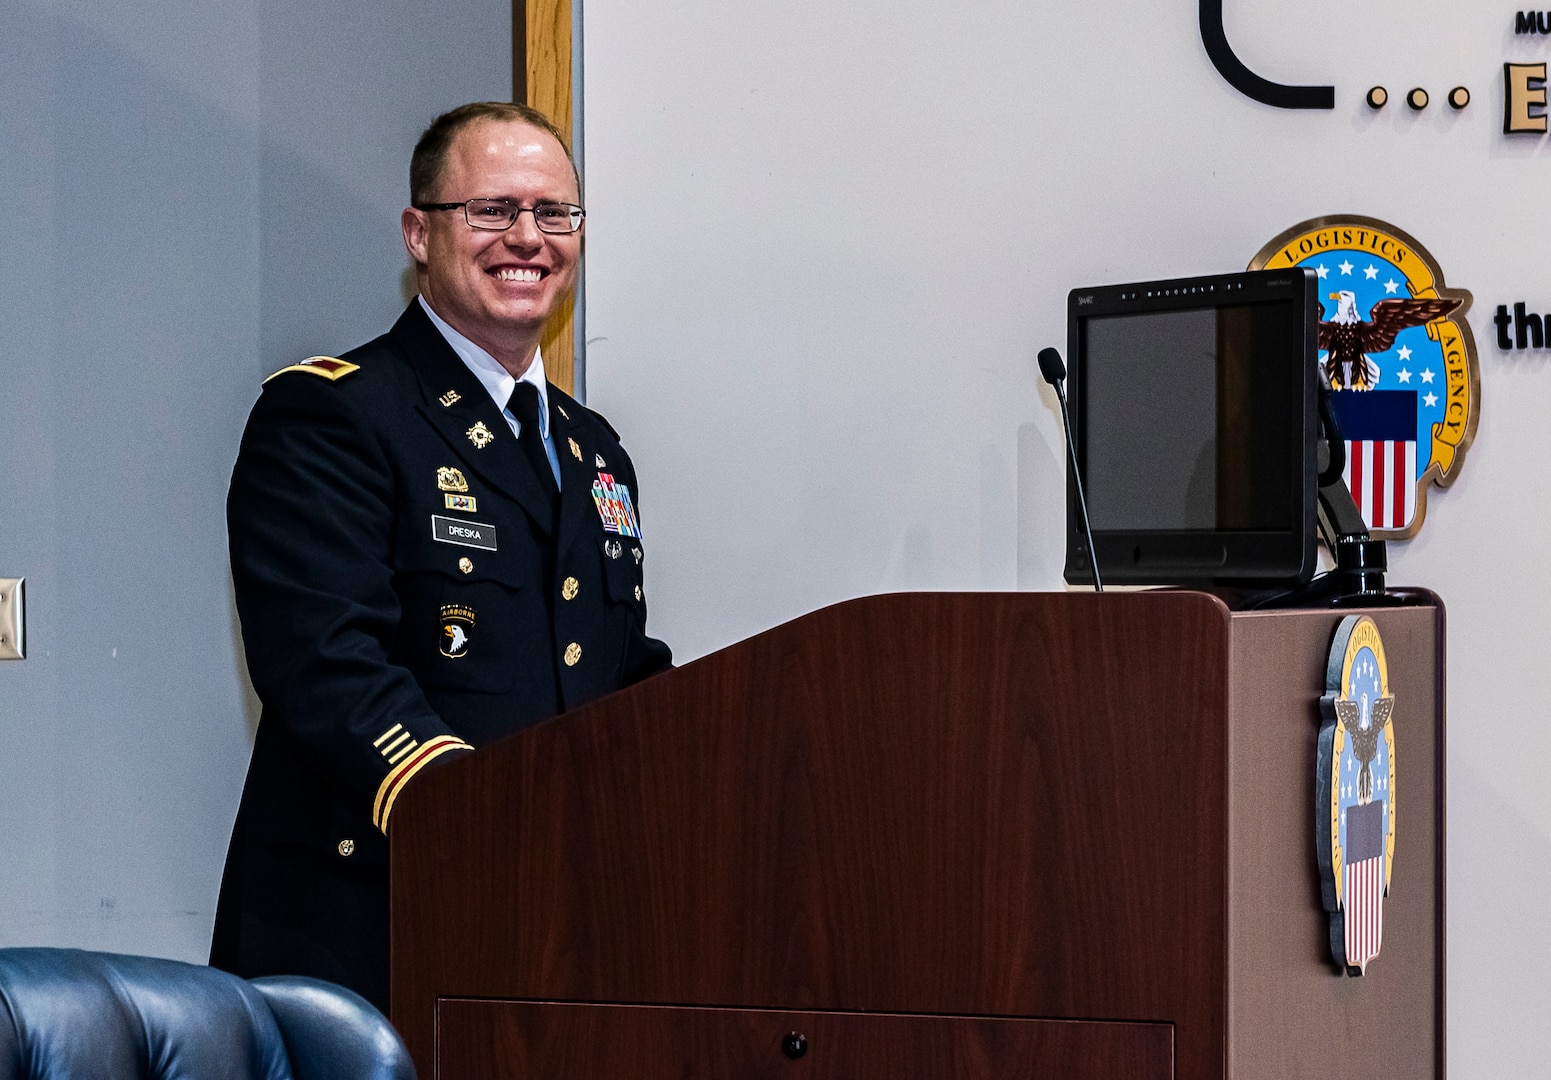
[392,591,1444,1079]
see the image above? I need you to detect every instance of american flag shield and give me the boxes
[1328,390,1418,532]
[1342,799,1386,972]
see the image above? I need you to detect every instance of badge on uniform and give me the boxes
[466,421,495,449]
[439,604,476,658]
[568,437,583,461]
[591,472,641,538]
[437,467,469,493]
[431,514,498,551]
[444,494,477,512]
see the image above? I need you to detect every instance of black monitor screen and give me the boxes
[1065,269,1318,587]
[1080,301,1302,532]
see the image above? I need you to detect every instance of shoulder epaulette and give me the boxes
[263,356,361,384]
[581,401,621,441]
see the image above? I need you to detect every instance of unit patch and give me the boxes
[431,514,498,551]
[437,467,469,493]
[1317,614,1398,976]
[466,421,496,449]
[605,539,623,560]
[439,604,476,658]
[592,472,641,537]
[444,494,477,513]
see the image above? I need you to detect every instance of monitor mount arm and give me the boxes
[1306,384,1392,605]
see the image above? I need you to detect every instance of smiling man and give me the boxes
[211,102,671,1011]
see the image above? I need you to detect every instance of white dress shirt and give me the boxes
[418,295,561,488]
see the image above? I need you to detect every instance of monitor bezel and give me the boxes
[1063,268,1320,588]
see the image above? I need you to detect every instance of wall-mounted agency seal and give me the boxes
[431,514,498,551]
[439,604,477,658]
[1317,615,1397,977]
[1251,217,1478,539]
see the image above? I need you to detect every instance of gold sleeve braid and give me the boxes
[371,734,474,833]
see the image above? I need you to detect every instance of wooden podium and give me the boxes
[391,591,1444,1079]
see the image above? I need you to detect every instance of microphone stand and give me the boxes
[1038,348,1103,592]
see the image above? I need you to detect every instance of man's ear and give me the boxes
[401,207,430,265]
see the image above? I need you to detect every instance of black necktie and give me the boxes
[506,382,559,513]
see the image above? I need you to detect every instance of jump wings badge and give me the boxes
[1251,217,1478,539]
[1317,615,1397,976]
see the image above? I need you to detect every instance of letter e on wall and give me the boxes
[1504,63,1548,133]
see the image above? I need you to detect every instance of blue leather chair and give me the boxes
[0,948,415,1080]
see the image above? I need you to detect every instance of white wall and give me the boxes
[0,0,508,963]
[582,1,1549,1076]
[1,1,1543,1073]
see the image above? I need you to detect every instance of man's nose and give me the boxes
[503,209,544,247]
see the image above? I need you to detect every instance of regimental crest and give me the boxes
[1316,615,1398,976]
[466,421,496,450]
[439,604,476,659]
[1251,217,1478,538]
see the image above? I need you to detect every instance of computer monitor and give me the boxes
[1064,268,1320,587]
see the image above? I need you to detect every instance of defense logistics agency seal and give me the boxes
[1251,217,1478,539]
[1316,615,1397,976]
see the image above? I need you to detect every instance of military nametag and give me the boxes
[431,514,498,551]
[591,472,641,538]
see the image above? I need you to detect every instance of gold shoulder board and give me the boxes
[263,356,361,384]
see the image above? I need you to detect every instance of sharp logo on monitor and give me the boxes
[1250,216,1478,540]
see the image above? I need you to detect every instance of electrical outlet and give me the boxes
[0,578,24,659]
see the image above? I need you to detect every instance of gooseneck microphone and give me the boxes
[1037,347,1103,592]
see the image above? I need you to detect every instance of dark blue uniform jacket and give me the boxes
[211,302,671,1008]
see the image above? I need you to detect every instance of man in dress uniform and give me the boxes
[211,102,671,1010]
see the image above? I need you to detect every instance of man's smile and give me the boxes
[491,266,545,282]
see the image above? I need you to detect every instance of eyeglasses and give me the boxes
[413,199,585,234]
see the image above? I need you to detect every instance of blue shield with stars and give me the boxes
[1251,217,1478,540]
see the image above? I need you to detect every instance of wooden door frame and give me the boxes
[516,0,578,394]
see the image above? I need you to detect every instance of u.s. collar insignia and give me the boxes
[439,604,476,658]
[1316,614,1397,977]
[437,467,469,493]
[568,437,583,461]
[1251,217,1477,540]
[438,389,461,407]
[466,421,495,449]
